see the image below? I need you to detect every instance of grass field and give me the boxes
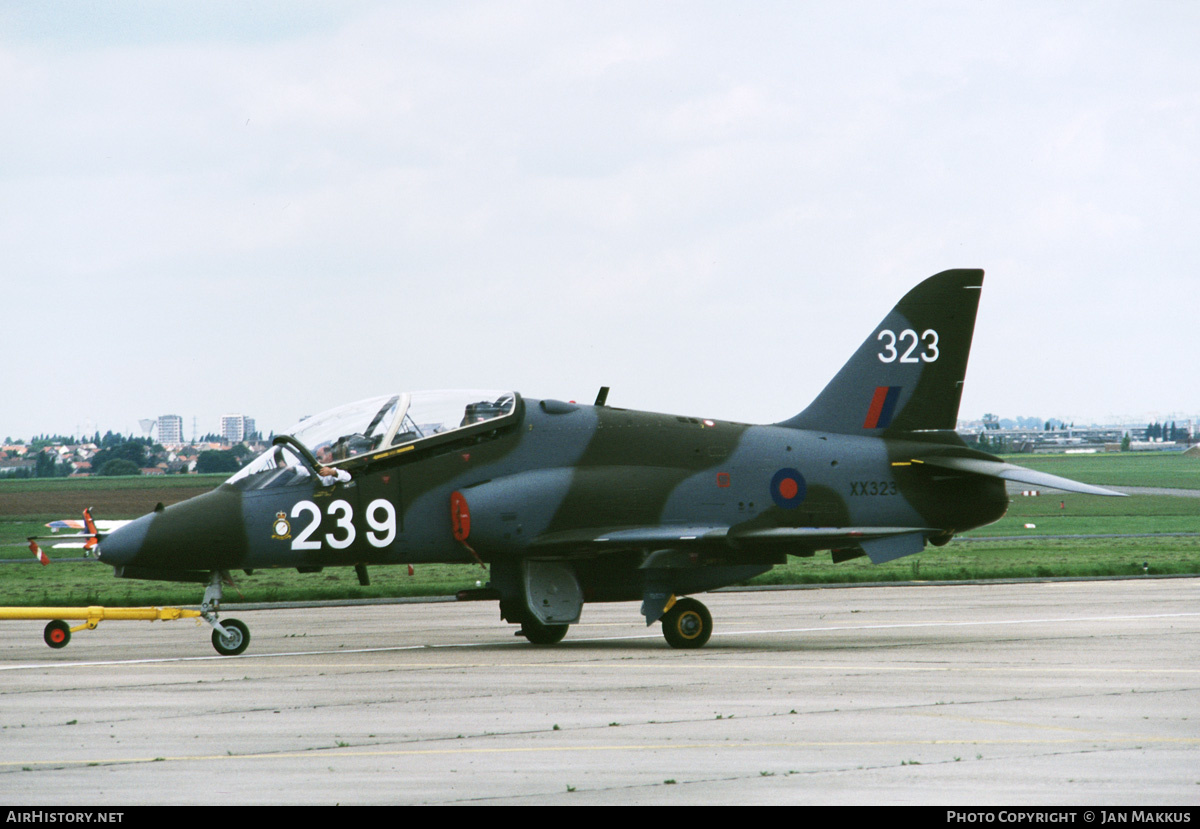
[1,453,1196,606]
[0,474,222,521]
[997,450,1200,489]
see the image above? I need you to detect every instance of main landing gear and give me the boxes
[509,596,715,649]
[517,617,569,645]
[660,597,713,649]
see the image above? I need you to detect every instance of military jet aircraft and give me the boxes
[94,269,1121,655]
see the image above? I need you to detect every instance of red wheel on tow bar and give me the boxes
[44,620,71,649]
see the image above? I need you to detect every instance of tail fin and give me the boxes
[779,269,984,435]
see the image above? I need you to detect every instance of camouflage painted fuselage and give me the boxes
[98,269,1120,644]
[97,393,1007,600]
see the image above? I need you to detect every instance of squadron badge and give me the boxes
[271,511,292,541]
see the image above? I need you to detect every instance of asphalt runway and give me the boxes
[1,579,1197,805]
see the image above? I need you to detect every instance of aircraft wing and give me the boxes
[528,524,936,564]
[32,537,98,549]
[46,519,131,532]
[528,525,732,549]
[731,525,937,564]
[914,456,1126,497]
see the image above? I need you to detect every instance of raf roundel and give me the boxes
[769,468,807,509]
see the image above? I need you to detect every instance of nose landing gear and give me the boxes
[201,570,250,656]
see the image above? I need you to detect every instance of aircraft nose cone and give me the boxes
[96,512,154,566]
[95,487,248,573]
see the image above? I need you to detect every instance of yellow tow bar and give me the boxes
[0,605,203,649]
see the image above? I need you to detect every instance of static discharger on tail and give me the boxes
[17,269,1123,654]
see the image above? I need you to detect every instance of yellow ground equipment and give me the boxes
[0,606,250,655]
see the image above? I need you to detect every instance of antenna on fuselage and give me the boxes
[594,386,610,407]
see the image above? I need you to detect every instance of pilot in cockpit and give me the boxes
[314,444,351,486]
[271,443,350,487]
[461,400,505,427]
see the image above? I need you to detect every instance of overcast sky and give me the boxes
[4,1,1197,442]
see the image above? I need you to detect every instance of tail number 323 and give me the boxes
[877,329,939,363]
[290,499,397,550]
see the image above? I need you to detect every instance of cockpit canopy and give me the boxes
[229,390,517,486]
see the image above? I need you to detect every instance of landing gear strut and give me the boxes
[660,597,712,649]
[201,571,250,656]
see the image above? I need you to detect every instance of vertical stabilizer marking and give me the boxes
[863,386,902,430]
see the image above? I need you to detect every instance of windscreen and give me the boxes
[227,391,516,486]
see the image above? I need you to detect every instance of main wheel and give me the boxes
[44,620,71,649]
[661,598,712,649]
[212,618,250,656]
[519,618,569,645]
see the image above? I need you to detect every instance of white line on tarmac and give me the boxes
[3,610,1197,672]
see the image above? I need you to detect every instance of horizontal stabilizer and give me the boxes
[916,456,1126,497]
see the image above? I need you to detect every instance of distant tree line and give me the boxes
[92,437,160,477]
[195,444,253,474]
[1145,421,1183,441]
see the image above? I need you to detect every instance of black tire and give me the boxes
[661,598,712,649]
[212,618,250,656]
[519,618,569,645]
[44,620,71,649]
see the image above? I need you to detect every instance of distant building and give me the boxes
[220,414,255,444]
[158,414,184,446]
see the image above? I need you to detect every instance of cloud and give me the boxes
[4,1,1200,439]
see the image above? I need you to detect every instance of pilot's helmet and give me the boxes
[463,401,502,424]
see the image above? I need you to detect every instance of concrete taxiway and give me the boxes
[1,578,1197,805]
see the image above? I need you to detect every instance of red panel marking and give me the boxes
[450,491,470,541]
[716,472,731,488]
[863,386,890,429]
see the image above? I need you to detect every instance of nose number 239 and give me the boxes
[290,499,397,550]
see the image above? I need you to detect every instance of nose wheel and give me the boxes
[211,618,250,656]
[661,597,712,649]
